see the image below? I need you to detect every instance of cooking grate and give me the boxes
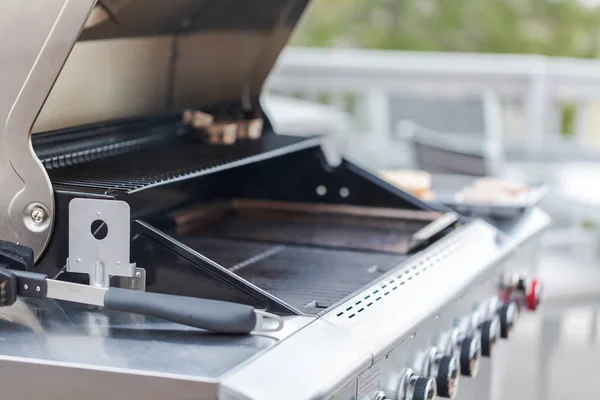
[177,236,410,314]
[33,118,317,194]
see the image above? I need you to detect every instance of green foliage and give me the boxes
[562,103,576,137]
[292,0,600,57]
[582,219,598,231]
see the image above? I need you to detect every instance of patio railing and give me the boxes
[267,47,600,161]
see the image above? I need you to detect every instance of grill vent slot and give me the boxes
[334,226,479,321]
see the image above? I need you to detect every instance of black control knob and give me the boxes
[479,316,500,357]
[498,301,518,339]
[516,276,527,292]
[432,354,459,398]
[459,333,481,378]
[408,375,437,400]
[373,390,390,400]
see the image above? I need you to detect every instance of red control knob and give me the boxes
[525,278,542,311]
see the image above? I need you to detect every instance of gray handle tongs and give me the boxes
[0,267,283,334]
[0,241,282,335]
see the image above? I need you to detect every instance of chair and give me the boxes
[393,90,505,176]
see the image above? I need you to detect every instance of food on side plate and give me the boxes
[471,177,529,195]
[457,177,530,203]
[379,170,435,201]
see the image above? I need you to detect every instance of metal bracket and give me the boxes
[66,198,137,288]
[0,0,97,262]
[117,267,146,292]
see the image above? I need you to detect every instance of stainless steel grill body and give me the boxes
[0,2,549,400]
[0,210,549,400]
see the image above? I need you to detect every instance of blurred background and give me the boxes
[262,1,600,399]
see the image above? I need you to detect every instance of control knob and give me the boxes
[430,353,460,398]
[458,332,481,378]
[503,273,543,311]
[498,301,518,338]
[523,278,542,311]
[397,369,438,400]
[373,391,390,400]
[479,315,500,357]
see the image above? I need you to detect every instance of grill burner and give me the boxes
[177,236,410,314]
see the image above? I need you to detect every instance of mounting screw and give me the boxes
[30,207,46,225]
[135,271,141,278]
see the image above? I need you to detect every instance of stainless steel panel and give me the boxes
[33,31,295,132]
[220,319,373,400]
[0,0,96,260]
[322,221,503,358]
[346,212,550,400]
[0,355,219,400]
[0,302,276,376]
[34,37,171,133]
[78,0,308,41]
[173,31,291,108]
[33,0,309,132]
[353,262,502,400]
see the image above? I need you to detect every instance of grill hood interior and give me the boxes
[34,0,309,132]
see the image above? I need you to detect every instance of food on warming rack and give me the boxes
[205,122,238,145]
[236,109,263,140]
[236,118,263,140]
[182,109,214,129]
[379,170,435,201]
[457,177,530,203]
[183,108,262,144]
[245,118,264,140]
[183,109,237,145]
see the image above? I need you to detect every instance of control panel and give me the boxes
[341,242,543,400]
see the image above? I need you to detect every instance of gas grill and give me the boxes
[0,1,549,400]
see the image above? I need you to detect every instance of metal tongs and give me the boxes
[0,241,282,335]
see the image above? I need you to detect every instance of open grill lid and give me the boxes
[34,0,309,132]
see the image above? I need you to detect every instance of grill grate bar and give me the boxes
[176,236,410,314]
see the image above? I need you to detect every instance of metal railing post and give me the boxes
[524,60,549,159]
[365,87,392,146]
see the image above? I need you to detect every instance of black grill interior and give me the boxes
[32,116,440,316]
[172,200,436,314]
[176,236,410,314]
[184,208,428,255]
